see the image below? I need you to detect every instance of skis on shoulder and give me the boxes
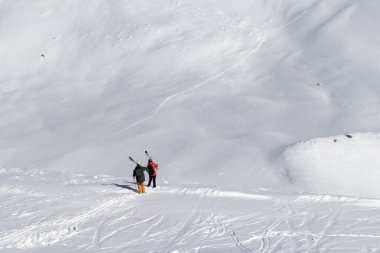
[145,150,153,160]
[129,156,138,165]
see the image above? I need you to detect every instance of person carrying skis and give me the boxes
[147,158,158,188]
[133,161,148,194]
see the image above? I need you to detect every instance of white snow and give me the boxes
[2,0,380,252]
[283,133,380,199]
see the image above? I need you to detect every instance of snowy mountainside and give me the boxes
[1,0,380,191]
[0,1,380,194]
[3,0,380,252]
[2,0,380,194]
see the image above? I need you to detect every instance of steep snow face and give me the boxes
[1,0,380,194]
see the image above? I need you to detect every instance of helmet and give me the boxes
[148,158,152,162]
[137,161,141,165]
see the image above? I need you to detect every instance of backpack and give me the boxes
[148,162,158,175]
[148,164,154,175]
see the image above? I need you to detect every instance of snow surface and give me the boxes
[2,0,380,252]
[3,168,380,252]
[283,133,380,199]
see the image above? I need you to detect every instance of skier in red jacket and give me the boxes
[147,158,158,188]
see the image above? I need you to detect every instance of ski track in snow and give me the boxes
[89,0,313,144]
[3,169,380,252]
[0,193,136,249]
[4,0,380,252]
[0,170,380,253]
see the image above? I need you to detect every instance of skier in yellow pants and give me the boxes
[137,181,145,193]
[133,161,148,194]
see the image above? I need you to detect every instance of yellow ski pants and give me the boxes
[137,182,146,194]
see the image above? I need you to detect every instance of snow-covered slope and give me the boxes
[2,0,380,192]
[283,133,380,199]
[2,0,380,251]
[3,168,380,252]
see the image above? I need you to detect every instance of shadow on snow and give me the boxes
[102,182,138,193]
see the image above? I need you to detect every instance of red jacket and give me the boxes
[147,161,158,176]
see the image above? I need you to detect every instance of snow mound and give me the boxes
[283,133,380,198]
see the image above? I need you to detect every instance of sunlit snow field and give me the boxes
[2,0,380,252]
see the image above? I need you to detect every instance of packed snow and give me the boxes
[2,0,380,252]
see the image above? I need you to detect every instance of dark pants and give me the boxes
[147,175,156,187]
